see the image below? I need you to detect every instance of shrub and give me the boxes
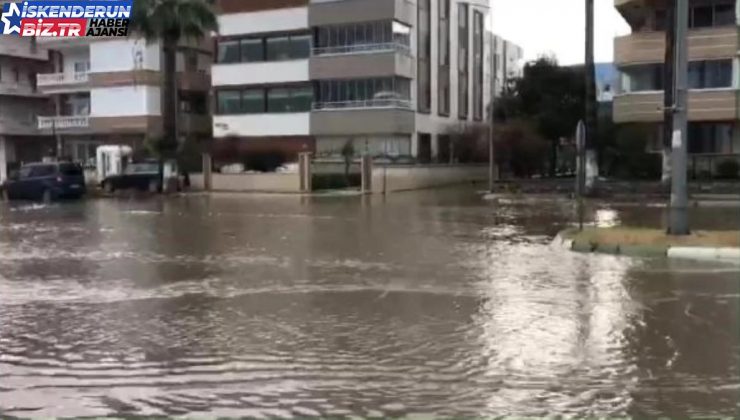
[716,159,740,179]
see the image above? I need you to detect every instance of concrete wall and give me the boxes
[213,60,309,86]
[370,164,488,193]
[91,86,162,117]
[191,172,301,192]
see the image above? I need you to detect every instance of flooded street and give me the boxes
[0,190,738,418]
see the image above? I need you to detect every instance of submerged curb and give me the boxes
[553,231,740,264]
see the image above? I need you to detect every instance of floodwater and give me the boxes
[0,190,738,418]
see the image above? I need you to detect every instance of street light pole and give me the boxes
[668,0,689,235]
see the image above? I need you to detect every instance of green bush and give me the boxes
[716,159,740,179]
[612,124,661,180]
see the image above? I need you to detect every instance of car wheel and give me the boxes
[41,189,52,204]
[103,181,114,194]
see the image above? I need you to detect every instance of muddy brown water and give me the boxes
[0,190,738,417]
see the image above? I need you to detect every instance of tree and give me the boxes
[496,57,585,176]
[584,0,599,193]
[130,0,218,190]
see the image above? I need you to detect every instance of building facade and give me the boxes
[489,33,523,97]
[0,37,51,182]
[0,35,212,183]
[212,0,491,165]
[613,0,740,170]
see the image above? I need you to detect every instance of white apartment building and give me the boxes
[489,33,523,97]
[0,37,50,183]
[0,35,212,182]
[212,0,491,164]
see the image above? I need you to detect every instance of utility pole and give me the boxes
[489,33,496,192]
[584,0,598,194]
[668,0,689,235]
[662,3,675,187]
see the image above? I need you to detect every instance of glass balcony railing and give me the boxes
[313,98,412,110]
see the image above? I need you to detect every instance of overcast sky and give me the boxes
[490,0,631,65]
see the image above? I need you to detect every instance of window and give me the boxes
[267,88,291,112]
[689,2,735,28]
[59,163,83,176]
[240,38,264,63]
[242,89,265,113]
[688,123,734,154]
[74,61,90,73]
[691,5,713,28]
[458,3,469,119]
[30,165,55,178]
[438,0,450,116]
[624,64,663,92]
[217,90,242,114]
[689,60,732,89]
[218,40,240,63]
[417,0,431,113]
[217,32,310,63]
[472,10,484,121]
[714,4,735,25]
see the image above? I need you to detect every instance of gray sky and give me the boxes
[490,0,631,65]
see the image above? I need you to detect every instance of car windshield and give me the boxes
[59,163,83,176]
[126,163,159,174]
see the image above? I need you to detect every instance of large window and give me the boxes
[316,77,411,108]
[472,10,484,121]
[438,0,450,116]
[458,3,469,119]
[315,21,410,54]
[689,59,732,89]
[688,122,734,154]
[216,85,312,114]
[417,0,431,113]
[623,64,664,92]
[690,1,735,28]
[216,32,310,64]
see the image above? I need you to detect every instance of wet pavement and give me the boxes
[0,190,738,418]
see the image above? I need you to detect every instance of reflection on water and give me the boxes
[0,190,738,417]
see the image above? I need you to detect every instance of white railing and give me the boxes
[313,98,412,110]
[312,42,411,57]
[36,71,89,87]
[37,115,90,130]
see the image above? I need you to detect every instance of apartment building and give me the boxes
[489,33,523,97]
[0,37,51,182]
[31,37,213,168]
[212,0,491,165]
[613,0,740,167]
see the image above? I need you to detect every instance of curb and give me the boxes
[552,231,740,264]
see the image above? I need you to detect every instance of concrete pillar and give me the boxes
[202,152,212,191]
[0,137,7,183]
[298,152,312,193]
[360,154,373,194]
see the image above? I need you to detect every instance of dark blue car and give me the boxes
[2,162,86,202]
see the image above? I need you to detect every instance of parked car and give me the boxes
[2,162,86,202]
[100,162,161,193]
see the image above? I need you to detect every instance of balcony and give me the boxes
[0,82,43,97]
[0,116,39,136]
[0,37,49,60]
[37,115,90,130]
[311,101,414,136]
[36,72,89,91]
[310,43,414,79]
[613,89,738,123]
[309,0,414,26]
[615,27,737,66]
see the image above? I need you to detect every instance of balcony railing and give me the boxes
[0,81,38,95]
[313,98,412,110]
[37,115,90,130]
[312,42,411,57]
[36,71,89,87]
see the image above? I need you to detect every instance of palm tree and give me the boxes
[130,0,218,190]
[584,0,598,194]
